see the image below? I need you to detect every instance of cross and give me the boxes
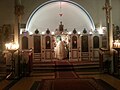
[103,0,112,23]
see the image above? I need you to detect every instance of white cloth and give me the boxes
[55,41,66,60]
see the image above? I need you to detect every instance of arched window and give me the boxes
[93,36,99,48]
[72,36,77,49]
[22,36,28,50]
[81,35,88,52]
[46,36,51,49]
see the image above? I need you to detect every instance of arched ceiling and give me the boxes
[26,0,95,34]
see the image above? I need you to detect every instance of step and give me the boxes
[0,63,6,74]
[71,61,99,66]
[34,54,40,56]
[32,61,100,73]
[0,72,6,76]
[76,71,101,75]
[74,68,100,72]
[32,68,55,73]
[33,62,55,66]
[34,58,40,60]
[34,57,40,59]
[30,72,55,78]
[74,65,99,69]
[33,67,55,70]
[0,64,7,81]
[34,53,40,56]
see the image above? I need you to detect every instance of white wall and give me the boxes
[112,0,120,26]
[0,0,120,27]
[26,1,95,33]
[21,0,120,27]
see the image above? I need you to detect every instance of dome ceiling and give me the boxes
[26,0,95,34]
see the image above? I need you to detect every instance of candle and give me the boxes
[113,40,120,48]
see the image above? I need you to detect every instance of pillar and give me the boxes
[103,0,113,51]
[14,0,24,78]
[14,0,24,44]
[103,0,113,73]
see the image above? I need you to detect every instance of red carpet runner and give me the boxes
[55,61,78,79]
[38,78,106,90]
[30,61,117,90]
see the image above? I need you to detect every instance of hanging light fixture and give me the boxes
[59,0,63,21]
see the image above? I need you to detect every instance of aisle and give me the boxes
[55,60,78,79]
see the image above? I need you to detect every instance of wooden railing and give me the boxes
[99,48,120,77]
[113,48,120,78]
[19,50,33,77]
[99,48,110,73]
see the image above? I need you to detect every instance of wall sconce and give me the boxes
[78,32,81,34]
[89,31,93,35]
[5,42,19,51]
[68,32,72,35]
[41,32,45,35]
[51,32,55,35]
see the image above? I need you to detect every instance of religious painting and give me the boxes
[2,24,12,42]
[72,36,77,49]
[34,36,41,53]
[93,36,99,48]
[46,36,51,49]
[56,35,61,43]
[22,36,28,50]
[102,36,107,48]
[81,35,88,52]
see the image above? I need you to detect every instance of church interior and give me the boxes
[0,0,120,90]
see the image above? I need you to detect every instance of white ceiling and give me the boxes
[26,1,95,34]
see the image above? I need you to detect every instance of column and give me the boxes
[103,0,113,51]
[14,0,24,78]
[14,0,24,44]
[103,0,113,73]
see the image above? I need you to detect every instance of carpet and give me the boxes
[55,61,72,66]
[55,61,78,79]
[55,61,73,71]
[30,78,117,90]
[55,71,78,79]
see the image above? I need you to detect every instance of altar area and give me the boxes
[20,22,108,63]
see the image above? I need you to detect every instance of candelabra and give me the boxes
[5,42,19,79]
[113,40,120,48]
[113,40,120,61]
[113,40,120,76]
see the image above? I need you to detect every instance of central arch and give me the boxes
[26,0,95,34]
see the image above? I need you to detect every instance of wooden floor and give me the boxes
[0,73,120,90]
[0,60,120,90]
